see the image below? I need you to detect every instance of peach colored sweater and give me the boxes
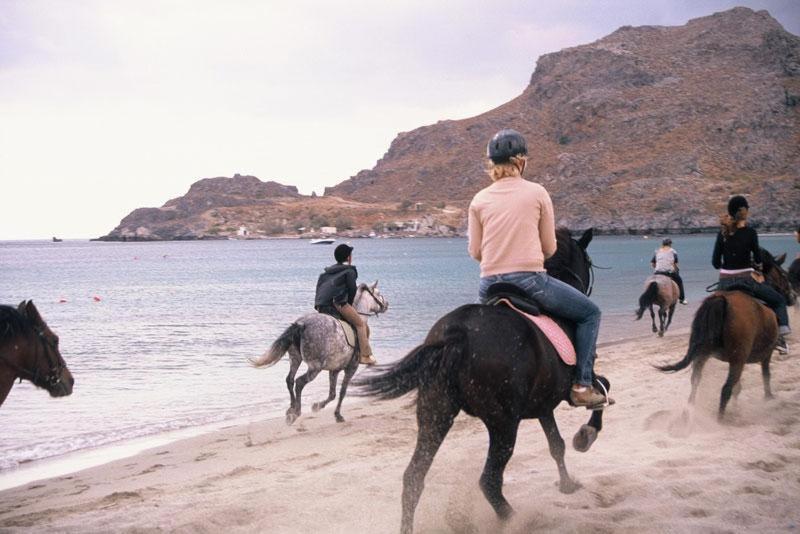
[468,176,557,277]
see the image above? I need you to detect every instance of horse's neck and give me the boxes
[0,347,19,406]
[353,297,371,318]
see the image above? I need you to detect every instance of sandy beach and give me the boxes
[1,307,799,533]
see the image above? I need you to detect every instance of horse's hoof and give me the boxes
[658,331,664,338]
[285,412,298,425]
[495,502,514,520]
[335,413,345,423]
[573,424,598,452]
[312,402,322,412]
[559,477,582,494]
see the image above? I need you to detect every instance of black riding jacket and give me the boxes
[314,264,358,310]
[712,226,761,270]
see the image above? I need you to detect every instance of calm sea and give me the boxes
[1,234,796,486]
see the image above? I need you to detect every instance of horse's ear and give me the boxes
[372,280,378,289]
[577,228,593,250]
[17,300,28,314]
[775,253,786,266]
[25,301,43,324]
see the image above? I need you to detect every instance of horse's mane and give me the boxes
[0,305,32,343]
[544,227,579,275]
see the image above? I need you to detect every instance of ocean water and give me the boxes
[1,234,796,484]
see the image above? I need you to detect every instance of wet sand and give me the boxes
[1,308,798,533]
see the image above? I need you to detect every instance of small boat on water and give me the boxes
[52,237,63,242]
[310,238,336,245]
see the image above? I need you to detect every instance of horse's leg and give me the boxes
[573,407,604,452]
[285,353,301,416]
[540,412,581,494]
[332,362,358,423]
[665,304,676,332]
[688,355,708,404]
[719,361,745,421]
[401,387,459,534]
[286,367,322,425]
[761,357,774,400]
[479,418,520,519]
[649,306,657,333]
[312,370,339,413]
[658,307,666,337]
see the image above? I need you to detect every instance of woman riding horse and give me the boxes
[713,195,790,353]
[468,128,611,408]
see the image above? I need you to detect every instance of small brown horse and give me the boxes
[635,274,679,337]
[657,249,794,420]
[0,301,74,407]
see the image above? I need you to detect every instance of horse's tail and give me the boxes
[635,281,659,320]
[354,325,468,401]
[250,322,303,368]
[657,294,726,372]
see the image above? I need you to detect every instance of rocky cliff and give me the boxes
[326,7,799,233]
[100,7,799,240]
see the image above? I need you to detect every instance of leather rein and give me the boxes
[357,285,388,316]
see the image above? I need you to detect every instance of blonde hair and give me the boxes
[720,208,748,239]
[488,155,527,182]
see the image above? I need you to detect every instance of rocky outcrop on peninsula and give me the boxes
[100,8,799,240]
[325,7,799,234]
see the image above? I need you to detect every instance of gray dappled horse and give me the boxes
[251,282,388,424]
[635,274,679,337]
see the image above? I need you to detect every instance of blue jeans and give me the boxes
[479,271,601,386]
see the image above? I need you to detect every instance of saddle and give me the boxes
[484,283,577,365]
[317,308,358,349]
[336,319,357,349]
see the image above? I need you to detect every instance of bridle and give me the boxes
[0,325,65,391]
[554,244,596,297]
[356,285,388,317]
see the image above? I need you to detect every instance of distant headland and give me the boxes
[97,7,799,242]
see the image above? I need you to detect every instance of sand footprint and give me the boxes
[137,464,165,476]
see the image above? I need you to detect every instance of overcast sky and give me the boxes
[1,0,798,239]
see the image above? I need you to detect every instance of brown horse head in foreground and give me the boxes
[0,301,74,407]
[657,249,794,420]
[635,274,679,337]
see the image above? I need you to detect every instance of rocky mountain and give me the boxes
[100,7,799,240]
[326,7,799,233]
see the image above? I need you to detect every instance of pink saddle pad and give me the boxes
[498,298,576,365]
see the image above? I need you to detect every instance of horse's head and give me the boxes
[761,249,796,306]
[354,281,389,317]
[544,228,594,295]
[16,300,74,397]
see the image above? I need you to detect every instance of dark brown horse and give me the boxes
[635,274,679,337]
[0,301,74,407]
[355,228,610,534]
[657,249,794,420]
